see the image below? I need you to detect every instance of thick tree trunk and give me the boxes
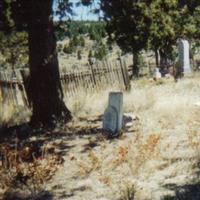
[27,0,71,127]
[132,53,139,77]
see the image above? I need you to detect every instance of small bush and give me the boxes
[94,42,108,60]
[119,184,135,200]
[63,44,75,54]
[57,43,63,53]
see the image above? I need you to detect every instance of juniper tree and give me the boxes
[100,0,152,77]
[0,0,93,127]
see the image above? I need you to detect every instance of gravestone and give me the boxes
[103,92,123,136]
[153,68,161,80]
[178,39,191,73]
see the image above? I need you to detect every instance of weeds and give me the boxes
[119,184,135,200]
[0,137,64,198]
[0,103,30,127]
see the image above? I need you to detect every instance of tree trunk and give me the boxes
[155,48,160,68]
[132,53,139,77]
[27,0,71,127]
[159,49,167,76]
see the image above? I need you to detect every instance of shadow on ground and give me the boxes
[162,183,200,200]
[0,114,138,199]
[3,190,53,200]
[0,115,104,149]
[162,157,200,200]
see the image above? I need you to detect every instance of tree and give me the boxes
[100,0,152,77]
[147,0,178,68]
[148,0,200,69]
[0,31,28,69]
[94,41,108,60]
[0,0,93,127]
[101,0,200,75]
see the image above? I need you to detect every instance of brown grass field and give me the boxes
[0,74,200,200]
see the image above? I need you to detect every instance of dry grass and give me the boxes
[0,104,16,126]
[60,74,200,199]
[67,74,200,129]
[1,74,200,199]
[0,137,64,199]
[0,103,30,127]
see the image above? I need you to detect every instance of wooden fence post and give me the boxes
[119,57,131,91]
[20,69,31,107]
[89,63,96,86]
[122,59,131,90]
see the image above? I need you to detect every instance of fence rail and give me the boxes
[0,58,130,107]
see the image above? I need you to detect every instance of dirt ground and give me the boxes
[1,74,200,200]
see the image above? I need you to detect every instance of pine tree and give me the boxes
[101,0,151,77]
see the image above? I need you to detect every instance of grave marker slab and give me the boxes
[103,106,118,133]
[178,39,191,73]
[153,68,161,80]
[103,92,123,136]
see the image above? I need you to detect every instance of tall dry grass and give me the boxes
[0,103,30,127]
[64,75,200,199]
[66,76,200,131]
[1,75,200,199]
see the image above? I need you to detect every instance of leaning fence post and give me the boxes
[119,57,131,91]
[89,62,96,86]
[20,69,31,107]
[122,59,131,90]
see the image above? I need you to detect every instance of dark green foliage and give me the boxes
[63,35,85,54]
[149,1,200,66]
[94,41,108,60]
[100,0,151,76]
[88,49,93,58]
[0,31,28,69]
[55,20,106,43]
[88,22,106,41]
[101,0,151,54]
[79,35,85,47]
[101,0,200,72]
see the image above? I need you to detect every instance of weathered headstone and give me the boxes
[103,92,123,136]
[178,39,191,73]
[153,68,161,80]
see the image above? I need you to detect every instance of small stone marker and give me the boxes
[178,39,191,73]
[153,68,161,80]
[103,92,123,136]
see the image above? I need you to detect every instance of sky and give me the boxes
[71,0,102,21]
[54,0,102,21]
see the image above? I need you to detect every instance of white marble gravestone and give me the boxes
[153,68,161,79]
[103,92,123,135]
[178,39,191,73]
